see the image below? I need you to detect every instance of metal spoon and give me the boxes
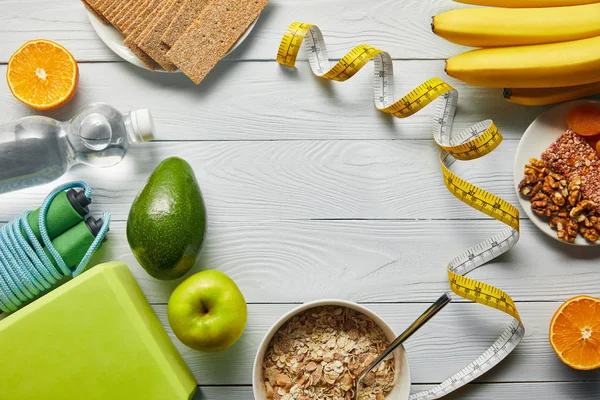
[354,293,452,400]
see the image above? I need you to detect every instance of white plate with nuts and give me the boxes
[253,299,411,400]
[514,99,600,246]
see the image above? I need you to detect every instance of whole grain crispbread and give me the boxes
[123,0,169,70]
[138,0,183,71]
[96,0,118,13]
[124,0,166,46]
[161,0,210,48]
[106,0,140,29]
[81,0,111,24]
[111,0,141,26]
[120,0,155,35]
[167,0,268,84]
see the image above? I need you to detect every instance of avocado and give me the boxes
[127,157,207,280]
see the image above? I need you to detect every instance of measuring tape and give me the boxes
[277,22,524,399]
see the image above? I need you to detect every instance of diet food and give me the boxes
[433,1,600,106]
[262,306,396,400]
[82,0,268,82]
[7,40,78,110]
[549,295,600,371]
[519,104,600,243]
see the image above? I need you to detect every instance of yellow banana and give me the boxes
[433,3,600,47]
[504,82,600,106]
[446,36,600,88]
[456,0,600,7]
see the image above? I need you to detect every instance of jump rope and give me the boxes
[0,181,110,313]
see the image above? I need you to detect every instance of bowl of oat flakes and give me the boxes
[252,300,411,400]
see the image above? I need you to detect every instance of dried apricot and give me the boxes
[566,103,600,137]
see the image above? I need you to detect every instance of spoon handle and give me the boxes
[359,293,452,380]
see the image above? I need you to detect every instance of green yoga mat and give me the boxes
[0,262,197,400]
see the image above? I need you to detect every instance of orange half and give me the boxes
[550,295,600,370]
[6,39,78,110]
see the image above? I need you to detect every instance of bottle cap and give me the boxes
[129,109,155,142]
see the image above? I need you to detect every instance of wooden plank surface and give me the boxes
[90,220,600,304]
[1,0,599,398]
[0,62,545,141]
[0,139,529,221]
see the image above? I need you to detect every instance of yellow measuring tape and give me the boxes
[278,22,524,399]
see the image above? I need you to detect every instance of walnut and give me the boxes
[589,216,600,231]
[549,217,579,242]
[551,190,566,207]
[542,173,564,192]
[568,177,582,206]
[580,225,600,242]
[531,193,560,216]
[520,159,556,198]
[524,158,549,177]
[518,174,539,197]
[570,200,597,222]
[541,173,568,207]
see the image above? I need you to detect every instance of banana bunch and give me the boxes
[433,0,600,105]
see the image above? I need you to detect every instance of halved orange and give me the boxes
[550,295,600,370]
[6,39,78,110]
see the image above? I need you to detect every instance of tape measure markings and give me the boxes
[277,21,524,400]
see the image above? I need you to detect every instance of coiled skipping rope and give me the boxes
[0,181,110,313]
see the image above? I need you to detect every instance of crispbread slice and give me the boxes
[81,0,110,24]
[111,0,145,32]
[106,0,139,26]
[167,0,268,84]
[161,0,210,48]
[124,0,165,45]
[95,0,132,31]
[96,0,118,13]
[138,0,183,71]
[130,46,161,70]
[123,0,167,70]
[111,0,141,24]
[119,0,152,34]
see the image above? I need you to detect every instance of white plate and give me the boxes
[86,8,259,72]
[513,99,600,246]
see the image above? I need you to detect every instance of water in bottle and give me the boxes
[0,103,154,194]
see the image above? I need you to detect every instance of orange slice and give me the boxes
[550,295,600,370]
[6,39,78,110]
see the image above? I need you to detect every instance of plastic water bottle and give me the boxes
[0,103,154,194]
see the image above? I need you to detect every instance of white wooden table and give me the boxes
[1,0,599,398]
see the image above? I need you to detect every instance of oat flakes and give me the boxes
[262,306,396,400]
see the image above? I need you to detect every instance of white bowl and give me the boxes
[86,8,260,72]
[513,99,600,246]
[252,299,411,400]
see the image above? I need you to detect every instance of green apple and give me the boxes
[168,270,248,352]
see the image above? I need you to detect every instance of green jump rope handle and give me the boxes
[23,189,90,242]
[43,218,105,269]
